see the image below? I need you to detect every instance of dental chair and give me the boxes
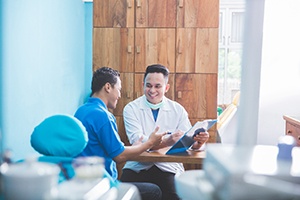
[30,114,89,182]
[30,114,141,200]
[30,114,116,184]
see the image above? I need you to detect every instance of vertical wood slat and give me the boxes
[136,0,147,27]
[206,74,218,119]
[126,0,135,27]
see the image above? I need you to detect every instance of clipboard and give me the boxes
[165,119,217,155]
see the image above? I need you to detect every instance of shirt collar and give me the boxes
[88,97,107,109]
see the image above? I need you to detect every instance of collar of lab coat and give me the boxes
[139,95,171,111]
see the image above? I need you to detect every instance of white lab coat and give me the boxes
[122,95,192,175]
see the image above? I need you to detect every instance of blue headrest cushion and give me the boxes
[31,114,88,157]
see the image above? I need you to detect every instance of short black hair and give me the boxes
[91,67,120,96]
[144,64,169,82]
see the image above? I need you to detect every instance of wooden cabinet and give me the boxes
[283,115,300,146]
[94,0,134,27]
[135,28,176,72]
[93,0,219,144]
[135,0,177,28]
[176,28,219,73]
[93,28,135,72]
[177,0,219,28]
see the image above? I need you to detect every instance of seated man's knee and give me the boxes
[132,182,162,200]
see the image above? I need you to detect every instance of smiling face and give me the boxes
[143,72,170,104]
[107,77,121,110]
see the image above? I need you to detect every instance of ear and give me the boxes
[104,82,111,93]
[165,83,170,93]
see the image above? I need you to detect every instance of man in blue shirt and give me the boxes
[75,67,166,200]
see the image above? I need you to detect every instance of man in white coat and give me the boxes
[120,64,209,200]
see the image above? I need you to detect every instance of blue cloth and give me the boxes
[151,109,159,121]
[31,114,88,157]
[74,97,125,181]
[38,156,75,183]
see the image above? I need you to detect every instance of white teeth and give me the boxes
[148,93,157,97]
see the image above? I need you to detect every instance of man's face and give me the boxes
[107,77,121,110]
[143,72,169,104]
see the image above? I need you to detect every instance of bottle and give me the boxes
[276,135,296,175]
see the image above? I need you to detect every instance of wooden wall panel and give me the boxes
[115,116,130,146]
[93,28,134,72]
[134,73,144,98]
[115,116,128,180]
[176,28,197,73]
[177,0,219,28]
[148,0,176,27]
[135,28,176,72]
[205,74,218,119]
[112,73,134,116]
[94,0,134,27]
[136,0,177,27]
[195,28,219,73]
[176,28,219,73]
[175,74,217,119]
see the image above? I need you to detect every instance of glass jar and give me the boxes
[72,156,104,181]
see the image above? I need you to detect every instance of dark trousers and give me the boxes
[120,165,181,200]
[130,182,162,200]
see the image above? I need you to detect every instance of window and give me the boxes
[218,0,245,105]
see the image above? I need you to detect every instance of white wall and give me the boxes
[258,0,300,145]
[220,0,300,146]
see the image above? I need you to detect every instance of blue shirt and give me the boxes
[74,97,125,181]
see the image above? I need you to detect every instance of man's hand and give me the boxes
[192,130,209,149]
[163,130,184,146]
[147,126,167,146]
